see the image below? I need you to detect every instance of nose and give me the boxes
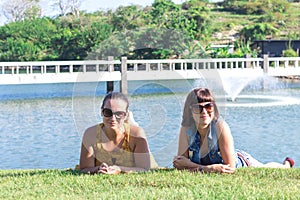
[201,108,208,113]
[111,113,118,120]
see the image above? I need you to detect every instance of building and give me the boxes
[251,40,300,57]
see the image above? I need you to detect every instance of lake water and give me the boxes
[0,77,300,169]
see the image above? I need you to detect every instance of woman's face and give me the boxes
[102,99,128,130]
[190,102,215,128]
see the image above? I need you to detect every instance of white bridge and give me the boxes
[1,56,299,93]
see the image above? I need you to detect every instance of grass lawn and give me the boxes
[1,168,300,199]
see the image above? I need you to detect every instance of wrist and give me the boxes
[198,165,204,173]
[112,165,122,173]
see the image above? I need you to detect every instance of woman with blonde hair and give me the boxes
[79,92,154,174]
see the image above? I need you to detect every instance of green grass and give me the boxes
[1,168,300,199]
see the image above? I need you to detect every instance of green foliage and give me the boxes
[0,1,298,61]
[180,41,210,59]
[234,39,258,58]
[0,16,113,61]
[53,18,113,60]
[282,48,298,57]
[0,18,57,61]
[240,23,279,41]
[90,27,192,60]
[222,0,290,15]
[110,5,147,31]
[181,1,212,40]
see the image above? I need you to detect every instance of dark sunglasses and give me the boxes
[102,108,127,119]
[190,102,214,114]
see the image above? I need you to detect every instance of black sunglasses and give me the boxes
[102,108,127,119]
[190,102,214,114]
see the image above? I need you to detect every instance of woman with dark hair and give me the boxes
[79,92,153,174]
[173,88,294,173]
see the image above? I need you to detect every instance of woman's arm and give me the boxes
[202,121,236,173]
[217,120,236,168]
[79,126,99,174]
[173,126,200,170]
[177,126,189,158]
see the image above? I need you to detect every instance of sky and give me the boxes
[0,0,183,26]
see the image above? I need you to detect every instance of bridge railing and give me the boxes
[0,60,120,75]
[2,56,300,75]
[6,57,300,75]
[264,56,300,77]
[125,57,263,72]
[268,57,300,68]
[0,57,265,75]
[1,58,261,75]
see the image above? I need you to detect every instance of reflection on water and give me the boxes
[0,80,300,169]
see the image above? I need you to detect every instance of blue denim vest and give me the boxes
[186,118,223,165]
[186,118,245,168]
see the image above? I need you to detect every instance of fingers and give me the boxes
[220,164,235,174]
[100,163,108,168]
[97,163,108,173]
[173,156,186,161]
[98,164,121,175]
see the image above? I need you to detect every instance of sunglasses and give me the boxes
[102,108,127,119]
[190,102,214,114]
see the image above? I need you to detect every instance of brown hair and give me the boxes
[181,88,219,127]
[101,92,129,111]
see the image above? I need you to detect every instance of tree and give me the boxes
[150,0,181,29]
[69,0,81,17]
[0,17,58,61]
[52,0,83,17]
[52,0,71,16]
[1,0,41,23]
[110,5,146,31]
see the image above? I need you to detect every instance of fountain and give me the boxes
[194,68,300,109]
[218,68,264,102]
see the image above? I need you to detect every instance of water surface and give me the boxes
[0,79,299,169]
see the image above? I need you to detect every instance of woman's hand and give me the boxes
[173,156,235,174]
[204,164,235,174]
[97,163,121,175]
[173,156,198,170]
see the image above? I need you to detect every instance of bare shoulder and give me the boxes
[129,125,147,139]
[216,118,230,129]
[180,126,189,133]
[216,118,232,137]
[82,124,98,142]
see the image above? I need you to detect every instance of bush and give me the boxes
[282,48,298,57]
[240,23,279,41]
[222,0,290,15]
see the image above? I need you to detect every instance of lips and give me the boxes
[200,115,210,120]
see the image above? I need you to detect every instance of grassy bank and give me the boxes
[209,3,300,43]
[1,168,300,199]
